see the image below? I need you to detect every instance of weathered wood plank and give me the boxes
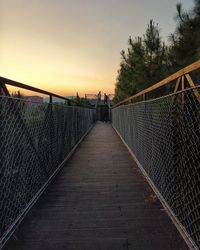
[185,73,200,102]
[174,77,181,93]
[182,75,185,103]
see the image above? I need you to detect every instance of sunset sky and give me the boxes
[1,0,193,97]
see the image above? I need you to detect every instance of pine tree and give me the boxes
[169,0,200,70]
[114,20,168,103]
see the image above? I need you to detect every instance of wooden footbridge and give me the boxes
[3,123,187,250]
[1,60,200,250]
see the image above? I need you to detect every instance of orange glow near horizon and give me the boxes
[3,69,115,97]
[1,38,116,96]
[1,63,115,97]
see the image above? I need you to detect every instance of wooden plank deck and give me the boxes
[4,122,188,250]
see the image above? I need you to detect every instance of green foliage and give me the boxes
[72,92,90,106]
[114,0,200,103]
[114,20,169,103]
[169,0,200,70]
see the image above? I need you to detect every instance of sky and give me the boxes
[0,0,194,97]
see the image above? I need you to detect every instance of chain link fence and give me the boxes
[0,96,96,247]
[112,87,200,248]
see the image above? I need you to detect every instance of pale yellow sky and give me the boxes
[0,0,193,97]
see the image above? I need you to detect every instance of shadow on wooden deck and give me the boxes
[4,122,188,250]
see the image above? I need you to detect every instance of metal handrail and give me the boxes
[0,76,93,108]
[113,60,200,108]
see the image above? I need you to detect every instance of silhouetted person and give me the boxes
[98,91,101,101]
[104,93,108,105]
[104,104,109,122]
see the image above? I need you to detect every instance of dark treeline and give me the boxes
[114,0,200,103]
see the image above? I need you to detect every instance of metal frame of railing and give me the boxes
[112,60,200,250]
[0,76,93,108]
[113,60,200,108]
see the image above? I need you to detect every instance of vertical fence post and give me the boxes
[181,75,185,104]
[0,82,10,96]
[49,95,52,103]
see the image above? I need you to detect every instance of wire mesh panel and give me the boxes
[112,87,200,248]
[0,96,95,247]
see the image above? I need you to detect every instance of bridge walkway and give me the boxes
[5,122,188,250]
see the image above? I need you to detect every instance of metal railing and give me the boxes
[0,76,92,107]
[112,60,200,249]
[0,79,96,248]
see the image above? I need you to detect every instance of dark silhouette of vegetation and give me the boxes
[114,0,200,103]
[73,92,90,106]
[169,0,200,70]
[12,90,24,99]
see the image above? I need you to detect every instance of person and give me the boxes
[104,104,109,122]
[104,93,108,105]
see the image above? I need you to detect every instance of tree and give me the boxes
[114,20,168,103]
[143,20,168,85]
[169,0,200,70]
[73,92,90,106]
[12,90,24,99]
[114,1,200,104]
